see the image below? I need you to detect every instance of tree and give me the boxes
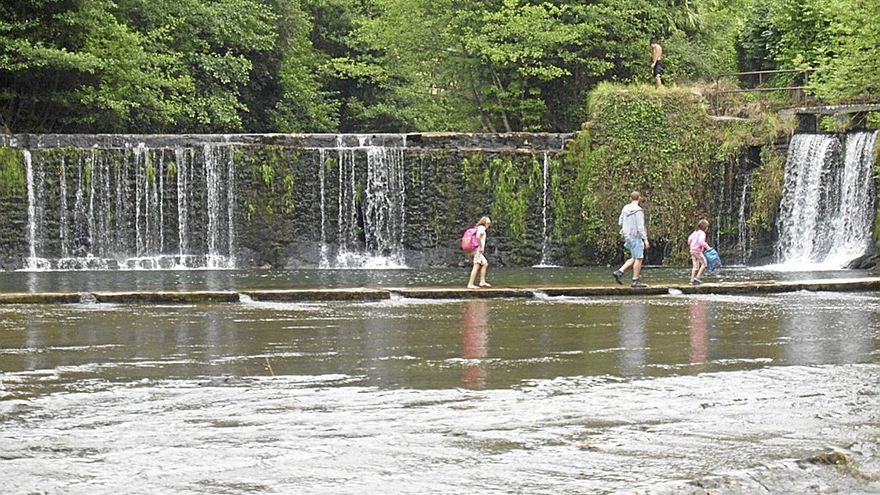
[0,0,281,132]
[736,0,880,103]
[344,0,691,132]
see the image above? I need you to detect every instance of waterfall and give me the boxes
[534,152,556,267]
[24,151,42,270]
[7,132,570,270]
[226,143,235,268]
[331,136,408,269]
[158,150,165,253]
[364,145,406,265]
[774,131,878,269]
[825,131,878,265]
[336,138,358,263]
[134,144,144,258]
[737,173,752,263]
[318,149,329,268]
[204,143,235,269]
[175,147,189,257]
[19,143,236,271]
[59,157,68,258]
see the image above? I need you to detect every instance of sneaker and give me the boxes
[612,270,623,285]
[691,278,702,285]
[631,278,648,288]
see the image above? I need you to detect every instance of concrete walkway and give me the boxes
[0,277,879,305]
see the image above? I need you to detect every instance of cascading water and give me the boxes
[534,152,556,267]
[24,150,48,270]
[330,135,408,269]
[175,147,190,258]
[737,173,752,263]
[825,131,878,265]
[19,143,236,271]
[318,149,330,268]
[5,132,571,270]
[204,143,235,269]
[774,131,878,269]
[364,145,406,264]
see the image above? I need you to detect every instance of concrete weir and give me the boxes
[0,277,879,304]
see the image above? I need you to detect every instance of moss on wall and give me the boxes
[0,147,24,196]
[747,145,786,235]
[0,147,26,266]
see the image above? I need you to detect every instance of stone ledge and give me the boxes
[243,288,389,301]
[0,277,877,304]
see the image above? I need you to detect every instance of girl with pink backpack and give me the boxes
[462,216,492,289]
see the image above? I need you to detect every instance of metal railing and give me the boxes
[711,68,815,109]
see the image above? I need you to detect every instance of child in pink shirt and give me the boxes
[687,219,711,285]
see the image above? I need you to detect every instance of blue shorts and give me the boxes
[624,236,645,259]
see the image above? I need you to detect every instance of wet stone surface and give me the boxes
[1,290,879,493]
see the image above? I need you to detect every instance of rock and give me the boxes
[846,253,879,270]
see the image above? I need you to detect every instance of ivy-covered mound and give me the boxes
[555,83,786,266]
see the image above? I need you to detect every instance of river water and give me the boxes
[1,270,879,494]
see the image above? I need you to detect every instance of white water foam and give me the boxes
[769,131,878,271]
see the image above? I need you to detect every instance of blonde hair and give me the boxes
[697,219,709,231]
[477,216,491,227]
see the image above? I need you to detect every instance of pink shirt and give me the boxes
[687,229,710,254]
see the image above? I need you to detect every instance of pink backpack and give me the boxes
[460,226,481,251]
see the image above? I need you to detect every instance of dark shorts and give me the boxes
[652,60,664,77]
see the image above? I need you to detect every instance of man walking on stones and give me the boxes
[613,191,650,288]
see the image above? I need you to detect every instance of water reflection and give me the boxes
[24,319,41,371]
[619,301,647,376]
[24,271,40,293]
[781,295,876,365]
[688,300,709,365]
[460,300,489,389]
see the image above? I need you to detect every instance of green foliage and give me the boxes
[558,83,784,264]
[551,130,605,264]
[747,145,786,233]
[268,0,339,132]
[165,160,177,181]
[486,156,540,263]
[461,155,490,194]
[12,0,869,134]
[260,163,275,188]
[0,0,295,132]
[737,0,880,104]
[84,156,93,191]
[144,158,155,185]
[282,173,295,213]
[243,145,300,221]
[0,147,24,195]
[345,0,700,132]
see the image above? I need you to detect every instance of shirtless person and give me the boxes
[650,38,663,87]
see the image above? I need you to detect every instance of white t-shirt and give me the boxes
[475,225,487,250]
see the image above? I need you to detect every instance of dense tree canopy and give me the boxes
[1,0,877,133]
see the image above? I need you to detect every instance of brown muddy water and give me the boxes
[1,289,879,494]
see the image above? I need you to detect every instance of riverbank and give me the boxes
[1,276,878,304]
